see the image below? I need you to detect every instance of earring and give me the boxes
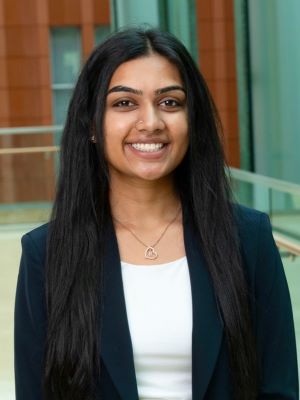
[90,135,97,143]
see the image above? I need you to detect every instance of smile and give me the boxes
[130,143,165,152]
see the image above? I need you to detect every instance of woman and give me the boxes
[15,28,298,400]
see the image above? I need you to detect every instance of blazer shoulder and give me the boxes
[233,204,274,273]
[24,222,49,241]
[233,204,269,232]
[233,204,273,246]
[21,222,49,261]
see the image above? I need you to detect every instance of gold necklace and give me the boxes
[114,207,181,260]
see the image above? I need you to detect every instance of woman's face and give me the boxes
[103,53,189,183]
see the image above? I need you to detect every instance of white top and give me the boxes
[121,256,193,400]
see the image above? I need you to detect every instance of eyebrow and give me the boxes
[107,85,186,96]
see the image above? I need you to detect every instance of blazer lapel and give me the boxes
[183,214,224,400]
[101,218,139,400]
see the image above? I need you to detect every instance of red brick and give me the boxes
[198,21,215,51]
[3,0,37,26]
[196,0,213,20]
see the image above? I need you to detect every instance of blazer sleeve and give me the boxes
[14,232,46,400]
[254,213,299,399]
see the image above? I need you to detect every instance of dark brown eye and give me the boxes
[160,99,182,108]
[113,100,135,107]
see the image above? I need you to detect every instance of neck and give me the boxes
[109,175,180,228]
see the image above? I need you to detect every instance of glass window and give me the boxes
[160,0,198,62]
[95,25,111,46]
[239,1,300,184]
[50,28,81,129]
[110,0,197,60]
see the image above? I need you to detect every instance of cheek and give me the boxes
[170,110,188,134]
[173,118,189,147]
[104,110,134,133]
[103,119,126,150]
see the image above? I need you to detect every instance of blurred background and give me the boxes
[0,0,299,398]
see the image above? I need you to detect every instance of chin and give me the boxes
[135,170,172,182]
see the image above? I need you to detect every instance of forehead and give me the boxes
[108,53,183,89]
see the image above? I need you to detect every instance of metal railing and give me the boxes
[0,125,62,155]
[272,233,300,258]
[230,168,300,257]
[230,167,300,197]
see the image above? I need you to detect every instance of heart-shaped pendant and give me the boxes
[145,246,158,260]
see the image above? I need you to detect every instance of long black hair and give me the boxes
[45,27,258,399]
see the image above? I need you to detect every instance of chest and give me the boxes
[121,258,193,399]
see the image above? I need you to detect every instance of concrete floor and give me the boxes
[1,223,299,399]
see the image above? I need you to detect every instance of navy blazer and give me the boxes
[14,206,299,399]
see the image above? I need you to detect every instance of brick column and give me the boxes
[196,0,240,167]
[81,0,95,60]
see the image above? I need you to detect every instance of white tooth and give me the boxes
[131,143,164,152]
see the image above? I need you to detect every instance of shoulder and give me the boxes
[23,222,49,243]
[21,222,49,266]
[233,204,269,233]
[233,204,275,276]
[233,204,284,294]
[233,204,272,254]
[16,224,49,316]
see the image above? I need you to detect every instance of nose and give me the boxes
[135,105,165,133]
